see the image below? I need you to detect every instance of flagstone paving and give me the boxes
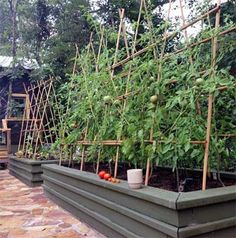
[0,170,106,238]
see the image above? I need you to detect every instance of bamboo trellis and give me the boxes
[72,0,235,191]
[18,78,59,159]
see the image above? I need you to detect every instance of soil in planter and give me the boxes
[16,154,57,161]
[61,161,236,192]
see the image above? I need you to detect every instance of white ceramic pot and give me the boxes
[127,169,143,189]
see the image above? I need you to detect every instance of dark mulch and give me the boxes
[61,161,236,192]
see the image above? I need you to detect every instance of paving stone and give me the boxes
[53,230,83,238]
[7,228,26,236]
[0,170,106,238]
[32,208,44,215]
[0,211,14,216]
[59,222,72,228]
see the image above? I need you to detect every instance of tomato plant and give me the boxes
[50,2,236,175]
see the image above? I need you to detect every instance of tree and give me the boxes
[38,0,92,77]
[18,0,51,65]
[8,0,18,62]
[94,0,169,27]
[0,1,12,55]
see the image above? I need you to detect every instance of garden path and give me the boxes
[0,169,106,238]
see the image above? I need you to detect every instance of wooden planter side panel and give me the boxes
[44,186,144,238]
[42,166,179,238]
[42,169,179,226]
[178,218,236,238]
[177,186,236,229]
[42,164,236,238]
[9,156,58,187]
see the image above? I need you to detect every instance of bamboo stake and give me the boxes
[18,84,29,151]
[202,0,221,191]
[96,149,101,174]
[96,26,105,72]
[41,98,53,144]
[46,85,59,140]
[202,94,213,190]
[132,0,143,54]
[114,9,127,178]
[21,129,51,132]
[145,0,172,186]
[143,0,158,58]
[170,26,236,56]
[21,85,33,154]
[95,28,107,173]
[77,140,206,146]
[110,8,125,178]
[80,120,89,171]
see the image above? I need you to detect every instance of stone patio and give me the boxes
[0,170,106,238]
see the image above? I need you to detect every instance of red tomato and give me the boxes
[104,173,111,180]
[98,171,106,179]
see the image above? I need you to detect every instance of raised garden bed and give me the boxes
[9,156,58,187]
[42,164,236,238]
[62,161,236,192]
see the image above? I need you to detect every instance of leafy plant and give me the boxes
[50,2,235,173]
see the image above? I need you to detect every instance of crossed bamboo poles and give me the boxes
[18,78,61,159]
[72,0,235,191]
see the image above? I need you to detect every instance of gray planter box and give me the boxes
[42,164,236,238]
[9,156,58,187]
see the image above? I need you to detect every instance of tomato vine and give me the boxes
[50,7,236,173]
